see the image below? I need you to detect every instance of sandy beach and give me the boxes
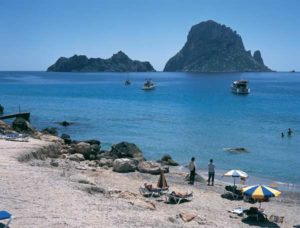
[0,138,299,228]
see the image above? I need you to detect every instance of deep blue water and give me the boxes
[1,71,300,186]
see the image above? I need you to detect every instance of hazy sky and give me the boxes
[0,0,299,71]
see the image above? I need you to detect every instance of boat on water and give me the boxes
[142,79,155,90]
[124,79,131,85]
[231,80,250,94]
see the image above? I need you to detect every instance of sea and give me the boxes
[1,71,300,190]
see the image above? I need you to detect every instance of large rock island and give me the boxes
[164,20,271,72]
[47,51,155,72]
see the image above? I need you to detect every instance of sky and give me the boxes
[0,0,299,71]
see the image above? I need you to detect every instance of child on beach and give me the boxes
[207,159,215,186]
[188,157,196,185]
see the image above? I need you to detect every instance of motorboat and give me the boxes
[142,80,155,90]
[231,80,250,94]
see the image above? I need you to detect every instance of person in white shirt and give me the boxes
[208,159,215,186]
[188,157,196,185]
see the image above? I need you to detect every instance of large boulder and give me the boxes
[98,158,114,167]
[160,154,179,166]
[138,161,169,175]
[110,141,144,161]
[72,142,100,160]
[12,117,36,134]
[113,158,136,173]
[41,127,58,136]
[68,153,85,162]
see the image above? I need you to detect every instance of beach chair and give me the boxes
[165,191,193,204]
[224,185,243,200]
[0,211,12,228]
[139,184,169,198]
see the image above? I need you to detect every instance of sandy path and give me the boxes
[1,139,299,227]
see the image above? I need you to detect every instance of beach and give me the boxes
[1,137,300,227]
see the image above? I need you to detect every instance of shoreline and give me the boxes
[1,137,300,227]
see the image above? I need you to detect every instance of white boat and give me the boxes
[231,80,250,94]
[142,80,155,90]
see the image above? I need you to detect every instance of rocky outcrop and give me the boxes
[113,158,136,173]
[164,20,271,72]
[109,141,145,161]
[41,127,58,136]
[159,154,179,166]
[47,51,155,72]
[137,161,169,175]
[253,50,264,65]
[12,117,36,135]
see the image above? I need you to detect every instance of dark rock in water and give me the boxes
[41,127,58,136]
[253,50,264,65]
[138,161,169,175]
[47,51,155,72]
[159,154,179,166]
[12,117,36,134]
[0,104,4,115]
[164,20,271,72]
[57,121,73,127]
[113,158,136,173]
[84,139,101,146]
[61,134,72,144]
[109,141,145,161]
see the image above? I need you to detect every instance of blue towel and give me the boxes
[0,211,11,220]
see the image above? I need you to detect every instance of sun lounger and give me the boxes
[139,184,169,198]
[223,185,243,200]
[165,191,193,204]
[0,211,12,228]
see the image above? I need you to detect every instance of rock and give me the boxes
[0,120,12,131]
[40,134,64,144]
[110,141,145,161]
[113,158,136,173]
[164,20,271,72]
[61,134,72,144]
[84,139,101,146]
[41,127,58,136]
[57,121,72,127]
[47,51,155,72]
[160,154,179,166]
[179,212,198,222]
[12,117,36,134]
[138,161,169,175]
[223,147,248,153]
[98,158,113,167]
[253,50,264,65]
[73,142,91,154]
[185,173,206,183]
[68,153,85,162]
[50,159,59,167]
[0,104,4,115]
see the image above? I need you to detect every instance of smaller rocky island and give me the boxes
[47,51,155,72]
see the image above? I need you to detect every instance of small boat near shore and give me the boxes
[142,79,155,90]
[231,80,250,94]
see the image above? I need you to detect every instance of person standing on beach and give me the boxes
[188,157,196,185]
[207,159,215,186]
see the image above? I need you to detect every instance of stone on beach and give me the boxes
[41,127,58,136]
[98,158,114,167]
[113,158,136,173]
[138,161,169,175]
[110,141,144,161]
[12,117,36,134]
[68,153,85,162]
[160,154,179,166]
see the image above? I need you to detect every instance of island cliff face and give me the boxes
[164,20,271,72]
[47,51,155,72]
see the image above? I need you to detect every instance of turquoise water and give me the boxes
[1,71,300,186]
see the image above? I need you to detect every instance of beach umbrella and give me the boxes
[223,169,248,186]
[242,184,281,208]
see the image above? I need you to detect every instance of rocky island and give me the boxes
[164,20,271,72]
[47,51,155,72]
